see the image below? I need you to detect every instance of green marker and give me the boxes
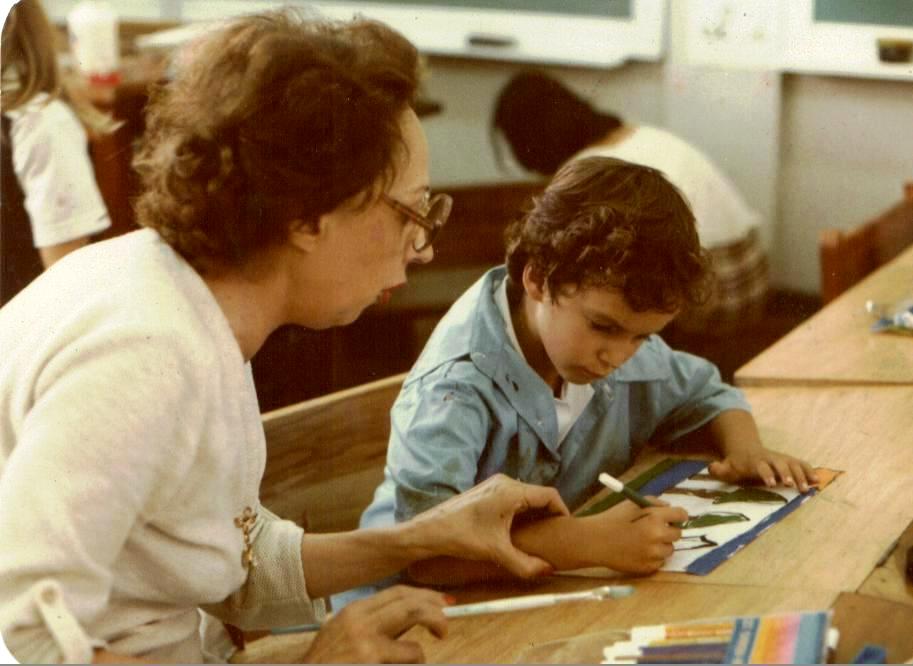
[598,472,685,527]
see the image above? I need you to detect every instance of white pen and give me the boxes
[598,471,685,527]
[442,584,634,618]
[598,472,656,509]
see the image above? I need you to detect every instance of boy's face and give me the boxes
[524,275,677,387]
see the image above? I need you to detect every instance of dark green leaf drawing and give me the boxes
[682,511,750,529]
[577,458,684,517]
[712,487,787,504]
[664,487,728,500]
[674,534,718,551]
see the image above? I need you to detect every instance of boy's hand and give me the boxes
[703,410,818,492]
[709,447,818,492]
[578,499,688,574]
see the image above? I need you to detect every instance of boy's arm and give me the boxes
[385,377,491,522]
[684,409,818,492]
[657,348,816,491]
[408,500,688,585]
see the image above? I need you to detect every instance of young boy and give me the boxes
[359,157,815,579]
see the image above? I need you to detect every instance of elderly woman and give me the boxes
[0,11,566,664]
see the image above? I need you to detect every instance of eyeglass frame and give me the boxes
[381,191,452,252]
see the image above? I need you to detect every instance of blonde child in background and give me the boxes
[1,0,113,305]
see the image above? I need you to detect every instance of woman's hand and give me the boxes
[304,585,450,663]
[709,447,818,492]
[406,474,569,579]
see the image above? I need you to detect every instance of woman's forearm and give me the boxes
[300,523,436,599]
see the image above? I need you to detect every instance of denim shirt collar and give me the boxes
[407,266,671,449]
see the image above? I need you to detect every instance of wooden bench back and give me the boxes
[260,372,406,533]
[430,180,547,267]
[820,183,913,304]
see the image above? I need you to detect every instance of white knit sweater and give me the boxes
[0,230,323,663]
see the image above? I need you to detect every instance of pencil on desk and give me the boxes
[271,622,321,635]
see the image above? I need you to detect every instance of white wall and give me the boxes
[422,16,912,294]
[420,58,665,185]
[46,0,913,294]
[776,74,913,291]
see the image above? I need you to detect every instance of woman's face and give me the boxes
[291,108,434,328]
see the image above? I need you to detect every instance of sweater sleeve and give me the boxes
[201,507,327,631]
[0,332,202,664]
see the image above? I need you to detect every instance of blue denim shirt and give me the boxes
[359,266,750,529]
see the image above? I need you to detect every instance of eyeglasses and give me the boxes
[381,191,452,252]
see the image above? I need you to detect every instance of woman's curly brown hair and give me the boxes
[505,157,712,312]
[133,9,419,269]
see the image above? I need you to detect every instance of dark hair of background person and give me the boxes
[492,70,623,176]
[1,0,116,133]
[133,9,420,270]
[504,156,712,313]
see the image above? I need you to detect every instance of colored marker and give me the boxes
[598,472,685,528]
[598,472,656,509]
[631,621,733,644]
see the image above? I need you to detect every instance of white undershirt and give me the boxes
[495,279,594,446]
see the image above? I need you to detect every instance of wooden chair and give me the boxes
[259,372,406,533]
[819,182,913,304]
[431,180,546,268]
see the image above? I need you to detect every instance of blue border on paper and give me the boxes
[637,459,819,576]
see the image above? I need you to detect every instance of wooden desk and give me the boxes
[857,518,913,606]
[560,387,913,595]
[412,386,913,662]
[414,581,843,664]
[735,245,913,387]
[232,580,838,664]
[233,386,913,663]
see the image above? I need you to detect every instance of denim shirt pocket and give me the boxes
[478,418,561,488]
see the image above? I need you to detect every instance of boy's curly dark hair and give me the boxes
[505,157,712,312]
[133,9,419,269]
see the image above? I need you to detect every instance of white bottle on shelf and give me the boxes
[67,0,120,85]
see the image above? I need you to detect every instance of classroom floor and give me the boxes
[251,289,821,412]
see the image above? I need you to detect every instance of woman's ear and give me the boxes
[287,217,323,253]
[522,263,548,303]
